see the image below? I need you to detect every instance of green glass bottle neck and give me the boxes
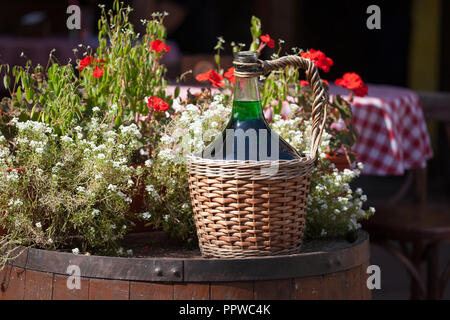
[232,76,263,121]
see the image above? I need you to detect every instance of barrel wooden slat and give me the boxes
[294,276,324,300]
[0,266,25,300]
[24,269,53,300]
[130,282,174,300]
[174,283,210,300]
[52,274,90,300]
[361,261,372,300]
[210,282,254,300]
[89,279,130,300]
[0,231,371,300]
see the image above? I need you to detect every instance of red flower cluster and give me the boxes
[79,56,94,71]
[299,79,329,87]
[93,67,104,78]
[196,69,225,88]
[300,49,334,73]
[78,56,105,78]
[224,67,235,84]
[335,72,368,97]
[299,80,309,87]
[150,40,171,53]
[147,96,170,112]
[260,34,275,49]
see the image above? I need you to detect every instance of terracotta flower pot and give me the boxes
[326,152,353,171]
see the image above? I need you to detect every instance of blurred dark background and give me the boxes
[0,0,449,299]
[0,0,448,90]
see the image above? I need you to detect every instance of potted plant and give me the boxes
[0,3,377,300]
[0,3,375,260]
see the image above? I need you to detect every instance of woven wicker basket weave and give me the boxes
[188,55,328,258]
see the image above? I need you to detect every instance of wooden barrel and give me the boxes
[0,231,371,300]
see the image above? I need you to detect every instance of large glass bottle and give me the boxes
[202,51,301,161]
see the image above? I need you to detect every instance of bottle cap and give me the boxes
[233,51,263,77]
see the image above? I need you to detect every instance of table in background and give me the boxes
[329,84,433,176]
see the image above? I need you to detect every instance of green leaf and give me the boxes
[214,54,220,68]
[250,16,262,39]
[115,115,122,127]
[16,86,21,102]
[3,74,10,90]
[333,95,352,119]
[174,86,180,99]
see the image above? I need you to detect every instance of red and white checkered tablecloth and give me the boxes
[330,84,433,176]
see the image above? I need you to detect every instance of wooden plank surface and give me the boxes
[345,266,363,300]
[0,266,26,300]
[174,283,210,300]
[24,269,53,300]
[294,276,324,300]
[254,279,292,300]
[323,271,347,300]
[130,282,174,300]
[210,282,254,300]
[89,279,130,300]
[361,262,372,300]
[52,274,89,300]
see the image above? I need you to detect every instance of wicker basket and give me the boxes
[188,55,328,258]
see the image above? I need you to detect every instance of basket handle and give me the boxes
[235,55,328,159]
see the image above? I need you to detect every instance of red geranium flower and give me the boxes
[224,67,235,84]
[147,96,170,112]
[79,56,94,71]
[207,70,225,88]
[300,79,328,87]
[195,69,225,88]
[195,71,210,82]
[299,80,309,87]
[300,49,334,73]
[150,40,171,53]
[353,83,368,97]
[335,72,368,97]
[93,67,104,78]
[260,34,275,49]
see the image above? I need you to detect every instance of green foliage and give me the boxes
[0,115,144,256]
[141,161,196,245]
[1,0,170,136]
[89,4,170,122]
[249,16,262,51]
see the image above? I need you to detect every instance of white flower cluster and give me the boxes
[157,96,373,238]
[0,117,143,251]
[157,94,231,165]
[12,119,52,156]
[146,184,160,201]
[271,115,306,150]
[307,162,375,236]
[120,123,140,137]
